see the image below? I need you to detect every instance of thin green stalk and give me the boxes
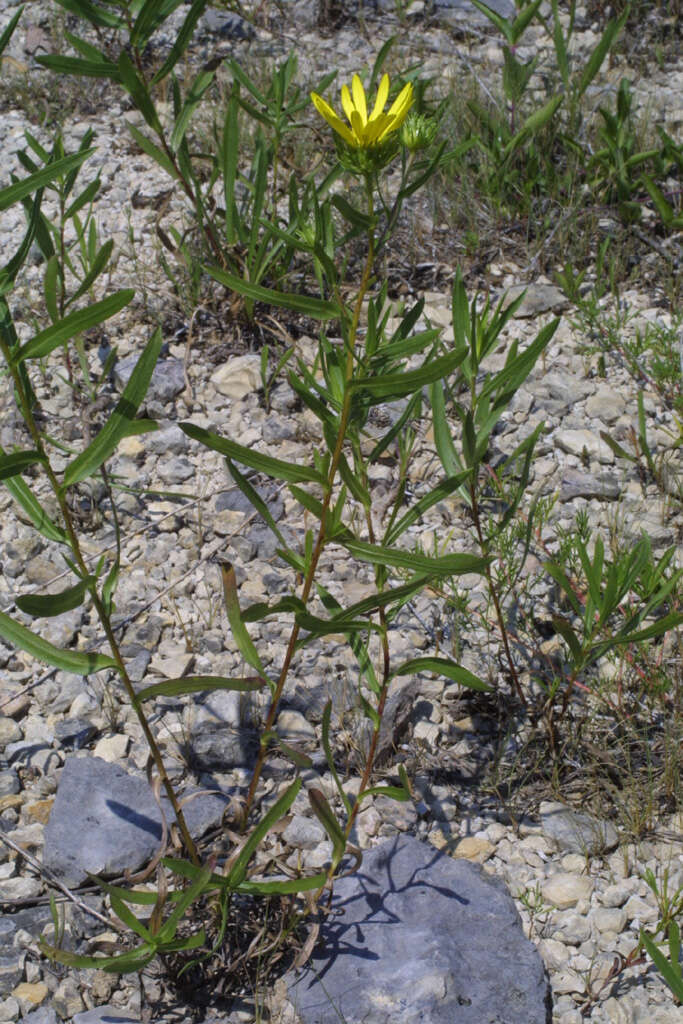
[0,335,200,865]
[241,180,377,828]
[469,478,527,706]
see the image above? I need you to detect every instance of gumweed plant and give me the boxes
[1,0,681,1010]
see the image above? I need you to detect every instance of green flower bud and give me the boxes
[399,113,437,152]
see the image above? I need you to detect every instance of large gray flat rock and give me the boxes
[286,835,551,1024]
[43,756,229,887]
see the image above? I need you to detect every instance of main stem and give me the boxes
[0,338,200,864]
[241,179,377,827]
[469,480,527,707]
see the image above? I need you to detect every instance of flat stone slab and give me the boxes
[43,756,230,887]
[540,801,619,856]
[286,835,551,1023]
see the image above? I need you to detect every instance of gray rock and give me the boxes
[43,756,231,887]
[156,455,195,485]
[22,1009,58,1024]
[147,422,190,455]
[189,722,259,772]
[540,802,618,856]
[72,1007,140,1024]
[286,835,551,1024]
[503,283,569,318]
[201,8,254,39]
[114,356,185,405]
[54,717,97,749]
[0,770,20,796]
[0,952,25,996]
[559,469,621,502]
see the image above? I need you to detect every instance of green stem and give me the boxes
[0,335,200,865]
[469,479,527,707]
[241,177,377,828]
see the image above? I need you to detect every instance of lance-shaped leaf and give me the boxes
[350,350,467,403]
[155,861,213,945]
[205,265,340,320]
[552,616,583,662]
[35,53,120,79]
[308,787,346,866]
[135,675,267,703]
[641,925,683,1002]
[220,563,266,677]
[0,466,67,543]
[13,291,134,363]
[322,701,352,815]
[152,0,210,84]
[227,778,302,888]
[393,656,492,692]
[16,576,95,617]
[225,458,288,549]
[181,423,326,485]
[62,329,162,488]
[0,450,45,481]
[341,538,489,577]
[0,609,118,675]
[170,68,215,152]
[0,150,94,212]
[165,855,327,896]
[384,471,471,546]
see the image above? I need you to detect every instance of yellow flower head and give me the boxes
[311,73,414,150]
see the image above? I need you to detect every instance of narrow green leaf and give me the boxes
[552,616,583,662]
[50,0,125,28]
[545,562,583,616]
[237,872,328,895]
[641,929,683,1001]
[118,51,162,134]
[205,265,340,320]
[577,9,628,98]
[0,150,93,212]
[225,459,287,549]
[181,422,326,485]
[136,675,266,703]
[227,779,302,888]
[359,784,409,801]
[35,54,120,78]
[14,290,133,363]
[0,5,23,57]
[16,576,94,617]
[156,861,213,944]
[351,350,467,402]
[152,0,210,84]
[0,608,118,675]
[170,69,215,152]
[0,465,67,543]
[308,787,346,865]
[62,329,162,488]
[273,737,313,769]
[69,240,114,305]
[0,450,45,481]
[393,656,492,692]
[127,123,180,181]
[341,538,489,577]
[503,95,563,160]
[220,562,266,676]
[618,611,683,644]
[322,701,352,815]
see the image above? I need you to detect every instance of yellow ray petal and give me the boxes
[351,74,367,125]
[369,74,390,122]
[365,112,392,144]
[387,81,414,123]
[311,92,357,147]
[350,108,365,144]
[340,84,354,124]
